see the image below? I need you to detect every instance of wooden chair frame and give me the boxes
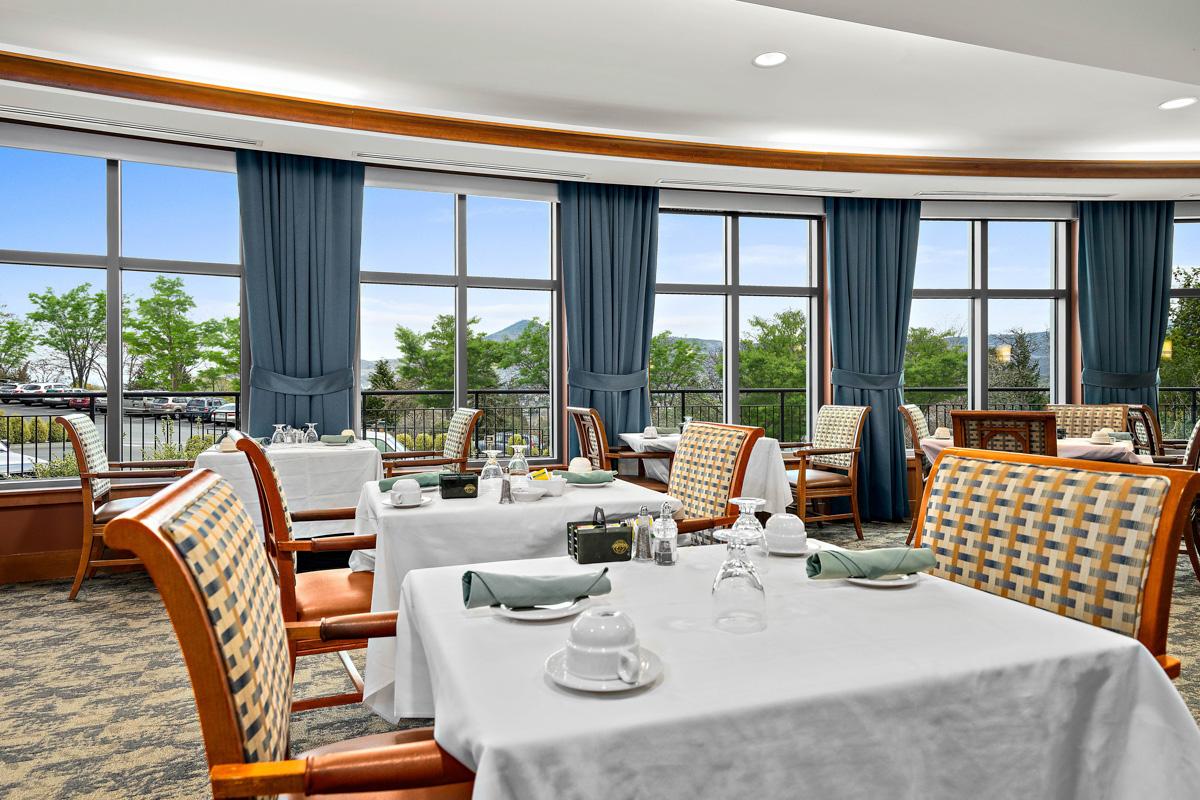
[914,447,1200,679]
[781,407,871,540]
[229,430,377,711]
[898,404,927,545]
[1126,404,1166,458]
[103,470,473,799]
[950,410,1059,456]
[381,407,484,476]
[566,406,673,491]
[1045,403,1130,436]
[57,414,192,600]
[671,422,764,537]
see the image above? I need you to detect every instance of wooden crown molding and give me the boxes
[3,50,1200,180]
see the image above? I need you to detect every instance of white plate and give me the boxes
[545,647,663,693]
[421,485,438,493]
[932,435,952,441]
[845,573,920,588]
[388,495,432,509]
[763,539,826,558]
[320,441,350,447]
[571,481,612,489]
[495,596,592,621]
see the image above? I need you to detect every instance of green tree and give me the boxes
[498,318,550,390]
[1161,268,1200,388]
[27,283,107,387]
[394,314,504,407]
[648,331,714,391]
[124,276,203,390]
[903,326,969,409]
[988,328,1044,408]
[0,306,34,381]
[738,309,807,390]
[364,359,398,413]
[196,316,241,391]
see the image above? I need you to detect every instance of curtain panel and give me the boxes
[1078,201,1174,410]
[825,197,921,521]
[559,182,659,453]
[237,151,364,437]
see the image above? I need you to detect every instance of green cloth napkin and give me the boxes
[320,434,354,444]
[806,547,937,580]
[379,472,441,492]
[462,568,611,609]
[552,469,616,485]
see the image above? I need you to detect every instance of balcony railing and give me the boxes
[361,389,552,458]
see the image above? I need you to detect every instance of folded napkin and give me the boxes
[462,568,611,609]
[552,469,616,485]
[806,547,937,580]
[379,472,441,492]
[320,434,354,444]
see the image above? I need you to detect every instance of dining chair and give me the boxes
[898,403,931,544]
[665,421,764,539]
[1045,403,1129,437]
[382,407,484,476]
[914,447,1200,679]
[229,429,377,711]
[57,412,192,600]
[950,410,1059,456]
[1153,418,1200,583]
[1126,404,1166,458]
[781,404,870,539]
[566,406,672,491]
[102,469,474,799]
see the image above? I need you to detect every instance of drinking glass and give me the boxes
[270,423,286,446]
[712,497,767,634]
[507,444,529,476]
[303,422,318,444]
[480,449,504,481]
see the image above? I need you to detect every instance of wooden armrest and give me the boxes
[1158,654,1181,680]
[279,534,377,553]
[777,441,812,449]
[290,506,357,522]
[387,458,462,469]
[381,450,441,459]
[110,459,192,468]
[677,514,738,535]
[211,760,306,797]
[608,450,674,460]
[90,468,190,479]
[782,446,859,457]
[286,611,398,643]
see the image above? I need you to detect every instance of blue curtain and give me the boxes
[825,197,920,522]
[1078,201,1174,410]
[236,151,364,437]
[560,182,658,452]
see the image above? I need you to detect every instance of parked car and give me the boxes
[360,429,406,453]
[211,403,238,425]
[44,387,81,408]
[68,393,103,411]
[184,397,226,421]
[127,394,166,412]
[0,382,18,403]
[148,396,191,417]
[15,383,66,406]
[0,443,42,476]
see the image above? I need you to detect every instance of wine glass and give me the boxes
[270,423,286,446]
[507,444,529,476]
[712,497,767,634]
[479,449,504,481]
[303,422,318,444]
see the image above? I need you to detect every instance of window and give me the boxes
[906,219,1065,427]
[0,142,243,483]
[1161,220,1200,437]
[653,210,817,440]
[360,179,558,461]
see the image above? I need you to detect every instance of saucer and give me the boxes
[932,435,952,441]
[1089,437,1114,445]
[763,539,826,558]
[845,573,920,588]
[571,482,611,489]
[321,441,349,447]
[495,596,591,622]
[545,647,663,693]
[389,495,432,509]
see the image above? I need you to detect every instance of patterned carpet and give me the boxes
[2,521,1198,798]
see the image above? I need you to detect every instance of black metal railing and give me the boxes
[361,389,552,458]
[0,390,240,478]
[903,386,1052,431]
[647,388,809,442]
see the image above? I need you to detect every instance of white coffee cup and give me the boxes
[643,425,659,439]
[933,426,952,440]
[389,478,422,506]
[568,456,594,474]
[764,513,807,554]
[1090,429,1114,444]
[565,608,642,684]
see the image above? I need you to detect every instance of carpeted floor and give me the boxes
[2,521,1198,798]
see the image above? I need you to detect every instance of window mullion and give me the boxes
[453,193,468,411]
[104,159,123,461]
[726,214,739,425]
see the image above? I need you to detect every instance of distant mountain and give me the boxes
[670,335,722,355]
[485,320,533,342]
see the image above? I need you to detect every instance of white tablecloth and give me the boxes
[920,436,1153,465]
[365,546,1200,800]
[617,432,793,513]
[193,441,383,538]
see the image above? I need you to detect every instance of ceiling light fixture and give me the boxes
[1158,96,1197,110]
[752,52,788,68]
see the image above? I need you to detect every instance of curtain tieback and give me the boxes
[568,368,648,392]
[1081,368,1158,389]
[250,366,354,396]
[831,368,902,391]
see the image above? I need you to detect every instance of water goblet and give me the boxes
[303,422,318,444]
[712,497,767,634]
[480,449,504,481]
[270,423,286,446]
[507,444,530,477]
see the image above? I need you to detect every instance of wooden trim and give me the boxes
[4,51,1200,180]
[0,549,78,583]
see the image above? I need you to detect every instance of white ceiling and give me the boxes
[0,0,1199,199]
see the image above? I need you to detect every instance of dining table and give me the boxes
[193,440,384,538]
[362,544,1200,800]
[920,435,1153,465]
[617,431,794,513]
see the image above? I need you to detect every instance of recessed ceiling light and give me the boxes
[752,52,788,68]
[1158,96,1197,110]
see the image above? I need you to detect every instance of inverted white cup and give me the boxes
[390,478,422,506]
[565,608,642,683]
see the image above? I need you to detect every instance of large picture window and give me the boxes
[653,209,817,441]
[359,176,558,461]
[1161,219,1200,437]
[0,142,242,483]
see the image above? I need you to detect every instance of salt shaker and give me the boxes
[652,501,678,566]
[498,476,513,504]
[631,505,654,563]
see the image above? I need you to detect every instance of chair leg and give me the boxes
[905,513,919,546]
[68,525,98,601]
[1185,514,1200,584]
[849,492,864,540]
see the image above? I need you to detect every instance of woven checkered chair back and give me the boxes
[900,403,930,443]
[443,408,478,459]
[667,422,757,519]
[156,472,293,764]
[1047,404,1128,437]
[952,411,1056,455]
[59,412,111,500]
[1183,418,1200,470]
[812,405,868,469]
[921,453,1169,638]
[567,407,607,470]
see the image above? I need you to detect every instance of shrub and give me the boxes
[413,433,435,451]
[34,453,80,479]
[396,433,415,450]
